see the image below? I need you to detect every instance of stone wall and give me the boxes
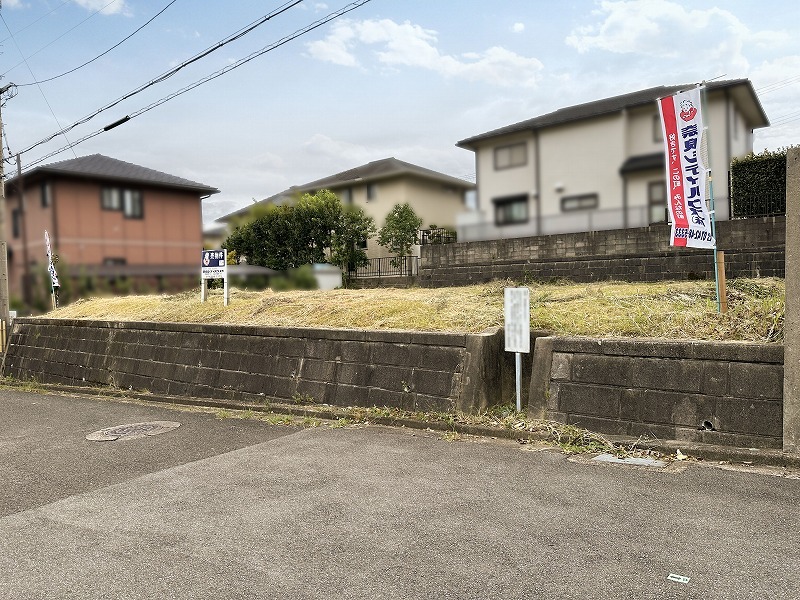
[528,337,784,449]
[420,218,785,286]
[1,319,526,414]
[3,319,785,449]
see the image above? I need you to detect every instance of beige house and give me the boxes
[217,157,474,259]
[455,79,769,242]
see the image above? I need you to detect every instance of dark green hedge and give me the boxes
[729,148,793,217]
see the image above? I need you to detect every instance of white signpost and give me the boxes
[504,287,530,413]
[201,249,229,306]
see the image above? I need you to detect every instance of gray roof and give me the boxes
[221,157,474,222]
[8,154,219,195]
[295,157,474,191]
[457,79,769,149]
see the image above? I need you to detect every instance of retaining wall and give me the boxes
[528,337,784,449]
[1,319,533,414]
[2,319,785,449]
[420,218,785,286]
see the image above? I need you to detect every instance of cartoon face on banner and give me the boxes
[679,99,697,122]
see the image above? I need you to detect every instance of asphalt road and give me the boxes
[1,388,798,599]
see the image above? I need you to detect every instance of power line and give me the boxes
[16,0,304,156]
[24,0,374,170]
[0,0,71,45]
[0,13,78,159]
[755,75,800,95]
[16,0,179,87]
[1,0,124,78]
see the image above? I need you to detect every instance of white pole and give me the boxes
[515,352,522,413]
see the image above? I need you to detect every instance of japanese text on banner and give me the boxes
[657,87,716,249]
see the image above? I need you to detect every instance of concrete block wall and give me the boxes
[420,218,785,286]
[2,319,513,413]
[529,337,784,449]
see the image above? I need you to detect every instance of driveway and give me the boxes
[1,389,798,599]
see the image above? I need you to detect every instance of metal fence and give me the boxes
[419,228,457,245]
[351,256,419,278]
[730,194,785,218]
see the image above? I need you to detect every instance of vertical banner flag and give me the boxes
[657,86,716,249]
[44,230,60,289]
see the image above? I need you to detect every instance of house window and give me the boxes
[648,181,667,223]
[494,143,527,170]
[366,183,377,201]
[101,188,122,210]
[101,187,143,219]
[494,194,528,225]
[339,188,353,205]
[11,208,21,238]
[357,238,368,249]
[103,257,127,266]
[123,190,143,219]
[561,194,598,212]
[653,115,664,143]
[41,183,51,208]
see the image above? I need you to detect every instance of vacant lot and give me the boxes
[45,277,784,343]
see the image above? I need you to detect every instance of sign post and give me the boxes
[201,249,229,306]
[504,287,530,413]
[657,84,725,312]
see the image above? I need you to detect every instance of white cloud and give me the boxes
[565,0,790,73]
[73,0,130,16]
[511,22,525,33]
[307,19,543,87]
[3,0,24,9]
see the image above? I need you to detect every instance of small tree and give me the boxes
[377,203,422,266]
[329,206,376,285]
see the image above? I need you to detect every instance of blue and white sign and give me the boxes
[200,249,229,306]
[201,249,227,280]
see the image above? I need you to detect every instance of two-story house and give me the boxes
[4,154,219,303]
[217,157,474,259]
[455,79,769,242]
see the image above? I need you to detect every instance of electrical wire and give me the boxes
[23,0,374,169]
[0,0,71,45]
[0,13,78,159]
[16,0,304,156]
[16,0,179,87]
[756,75,800,95]
[1,0,124,78]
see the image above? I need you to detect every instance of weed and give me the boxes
[264,414,295,425]
[441,431,462,442]
[292,392,318,405]
[329,417,352,428]
[301,417,321,428]
[215,409,233,420]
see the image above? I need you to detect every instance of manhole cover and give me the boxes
[86,421,181,442]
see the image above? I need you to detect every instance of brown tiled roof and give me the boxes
[221,157,474,221]
[9,154,219,194]
[457,79,769,148]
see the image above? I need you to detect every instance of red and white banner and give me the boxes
[657,87,715,249]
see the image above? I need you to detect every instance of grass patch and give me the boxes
[42,277,785,342]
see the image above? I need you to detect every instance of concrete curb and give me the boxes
[5,380,800,469]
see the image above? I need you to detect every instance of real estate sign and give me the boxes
[657,86,716,249]
[201,249,229,306]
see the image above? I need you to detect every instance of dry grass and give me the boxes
[45,277,785,342]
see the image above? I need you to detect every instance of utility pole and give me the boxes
[0,83,14,336]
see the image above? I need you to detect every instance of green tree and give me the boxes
[329,206,376,285]
[223,189,362,275]
[377,203,422,265]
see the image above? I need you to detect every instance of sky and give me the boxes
[1,0,798,227]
